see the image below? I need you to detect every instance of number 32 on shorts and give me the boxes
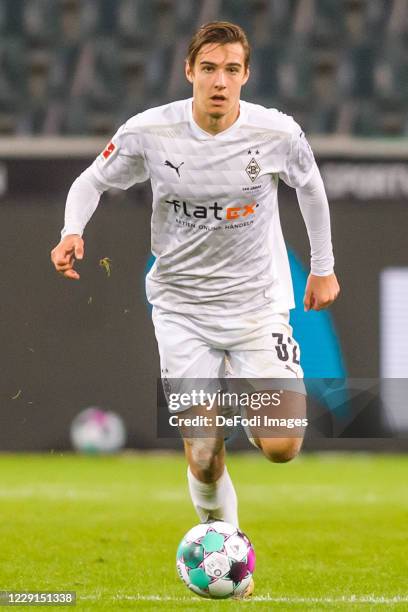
[272,333,300,365]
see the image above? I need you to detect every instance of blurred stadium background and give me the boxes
[1,0,408,452]
[1,0,408,135]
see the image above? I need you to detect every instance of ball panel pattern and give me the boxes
[189,567,210,589]
[229,561,248,583]
[210,521,236,535]
[247,546,256,572]
[183,543,204,569]
[203,552,230,578]
[233,573,253,597]
[201,531,224,553]
[208,579,235,598]
[224,534,248,560]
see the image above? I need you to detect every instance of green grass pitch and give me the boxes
[0,452,407,610]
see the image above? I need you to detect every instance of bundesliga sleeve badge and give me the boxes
[101,141,116,162]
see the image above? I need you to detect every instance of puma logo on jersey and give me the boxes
[164,160,184,177]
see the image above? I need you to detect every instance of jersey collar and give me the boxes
[187,98,246,140]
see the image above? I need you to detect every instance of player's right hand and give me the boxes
[50,234,84,280]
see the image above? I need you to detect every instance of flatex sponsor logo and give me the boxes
[165,198,259,221]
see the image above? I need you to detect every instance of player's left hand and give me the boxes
[303,272,340,311]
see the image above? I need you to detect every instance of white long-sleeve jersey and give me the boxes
[62,98,334,316]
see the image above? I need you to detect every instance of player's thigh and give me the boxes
[241,388,306,453]
[255,390,306,459]
[153,307,228,460]
[152,307,225,378]
[228,326,306,447]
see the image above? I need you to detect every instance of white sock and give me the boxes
[187,466,239,528]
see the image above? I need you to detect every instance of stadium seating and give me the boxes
[0,0,407,135]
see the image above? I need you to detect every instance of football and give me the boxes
[70,407,126,454]
[176,520,255,599]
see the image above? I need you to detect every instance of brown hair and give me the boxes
[186,21,250,70]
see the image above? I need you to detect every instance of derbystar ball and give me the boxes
[176,521,255,599]
[70,407,126,454]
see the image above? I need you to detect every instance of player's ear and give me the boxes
[185,60,194,84]
[242,65,250,86]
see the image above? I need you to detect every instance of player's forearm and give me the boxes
[61,169,106,239]
[296,163,335,276]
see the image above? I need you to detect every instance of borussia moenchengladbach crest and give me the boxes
[246,158,261,182]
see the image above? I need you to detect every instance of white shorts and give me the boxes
[152,306,304,380]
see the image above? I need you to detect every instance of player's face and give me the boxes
[186,42,249,129]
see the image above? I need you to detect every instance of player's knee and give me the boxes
[260,437,303,463]
[185,438,224,481]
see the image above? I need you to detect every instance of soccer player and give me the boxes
[51,21,339,597]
